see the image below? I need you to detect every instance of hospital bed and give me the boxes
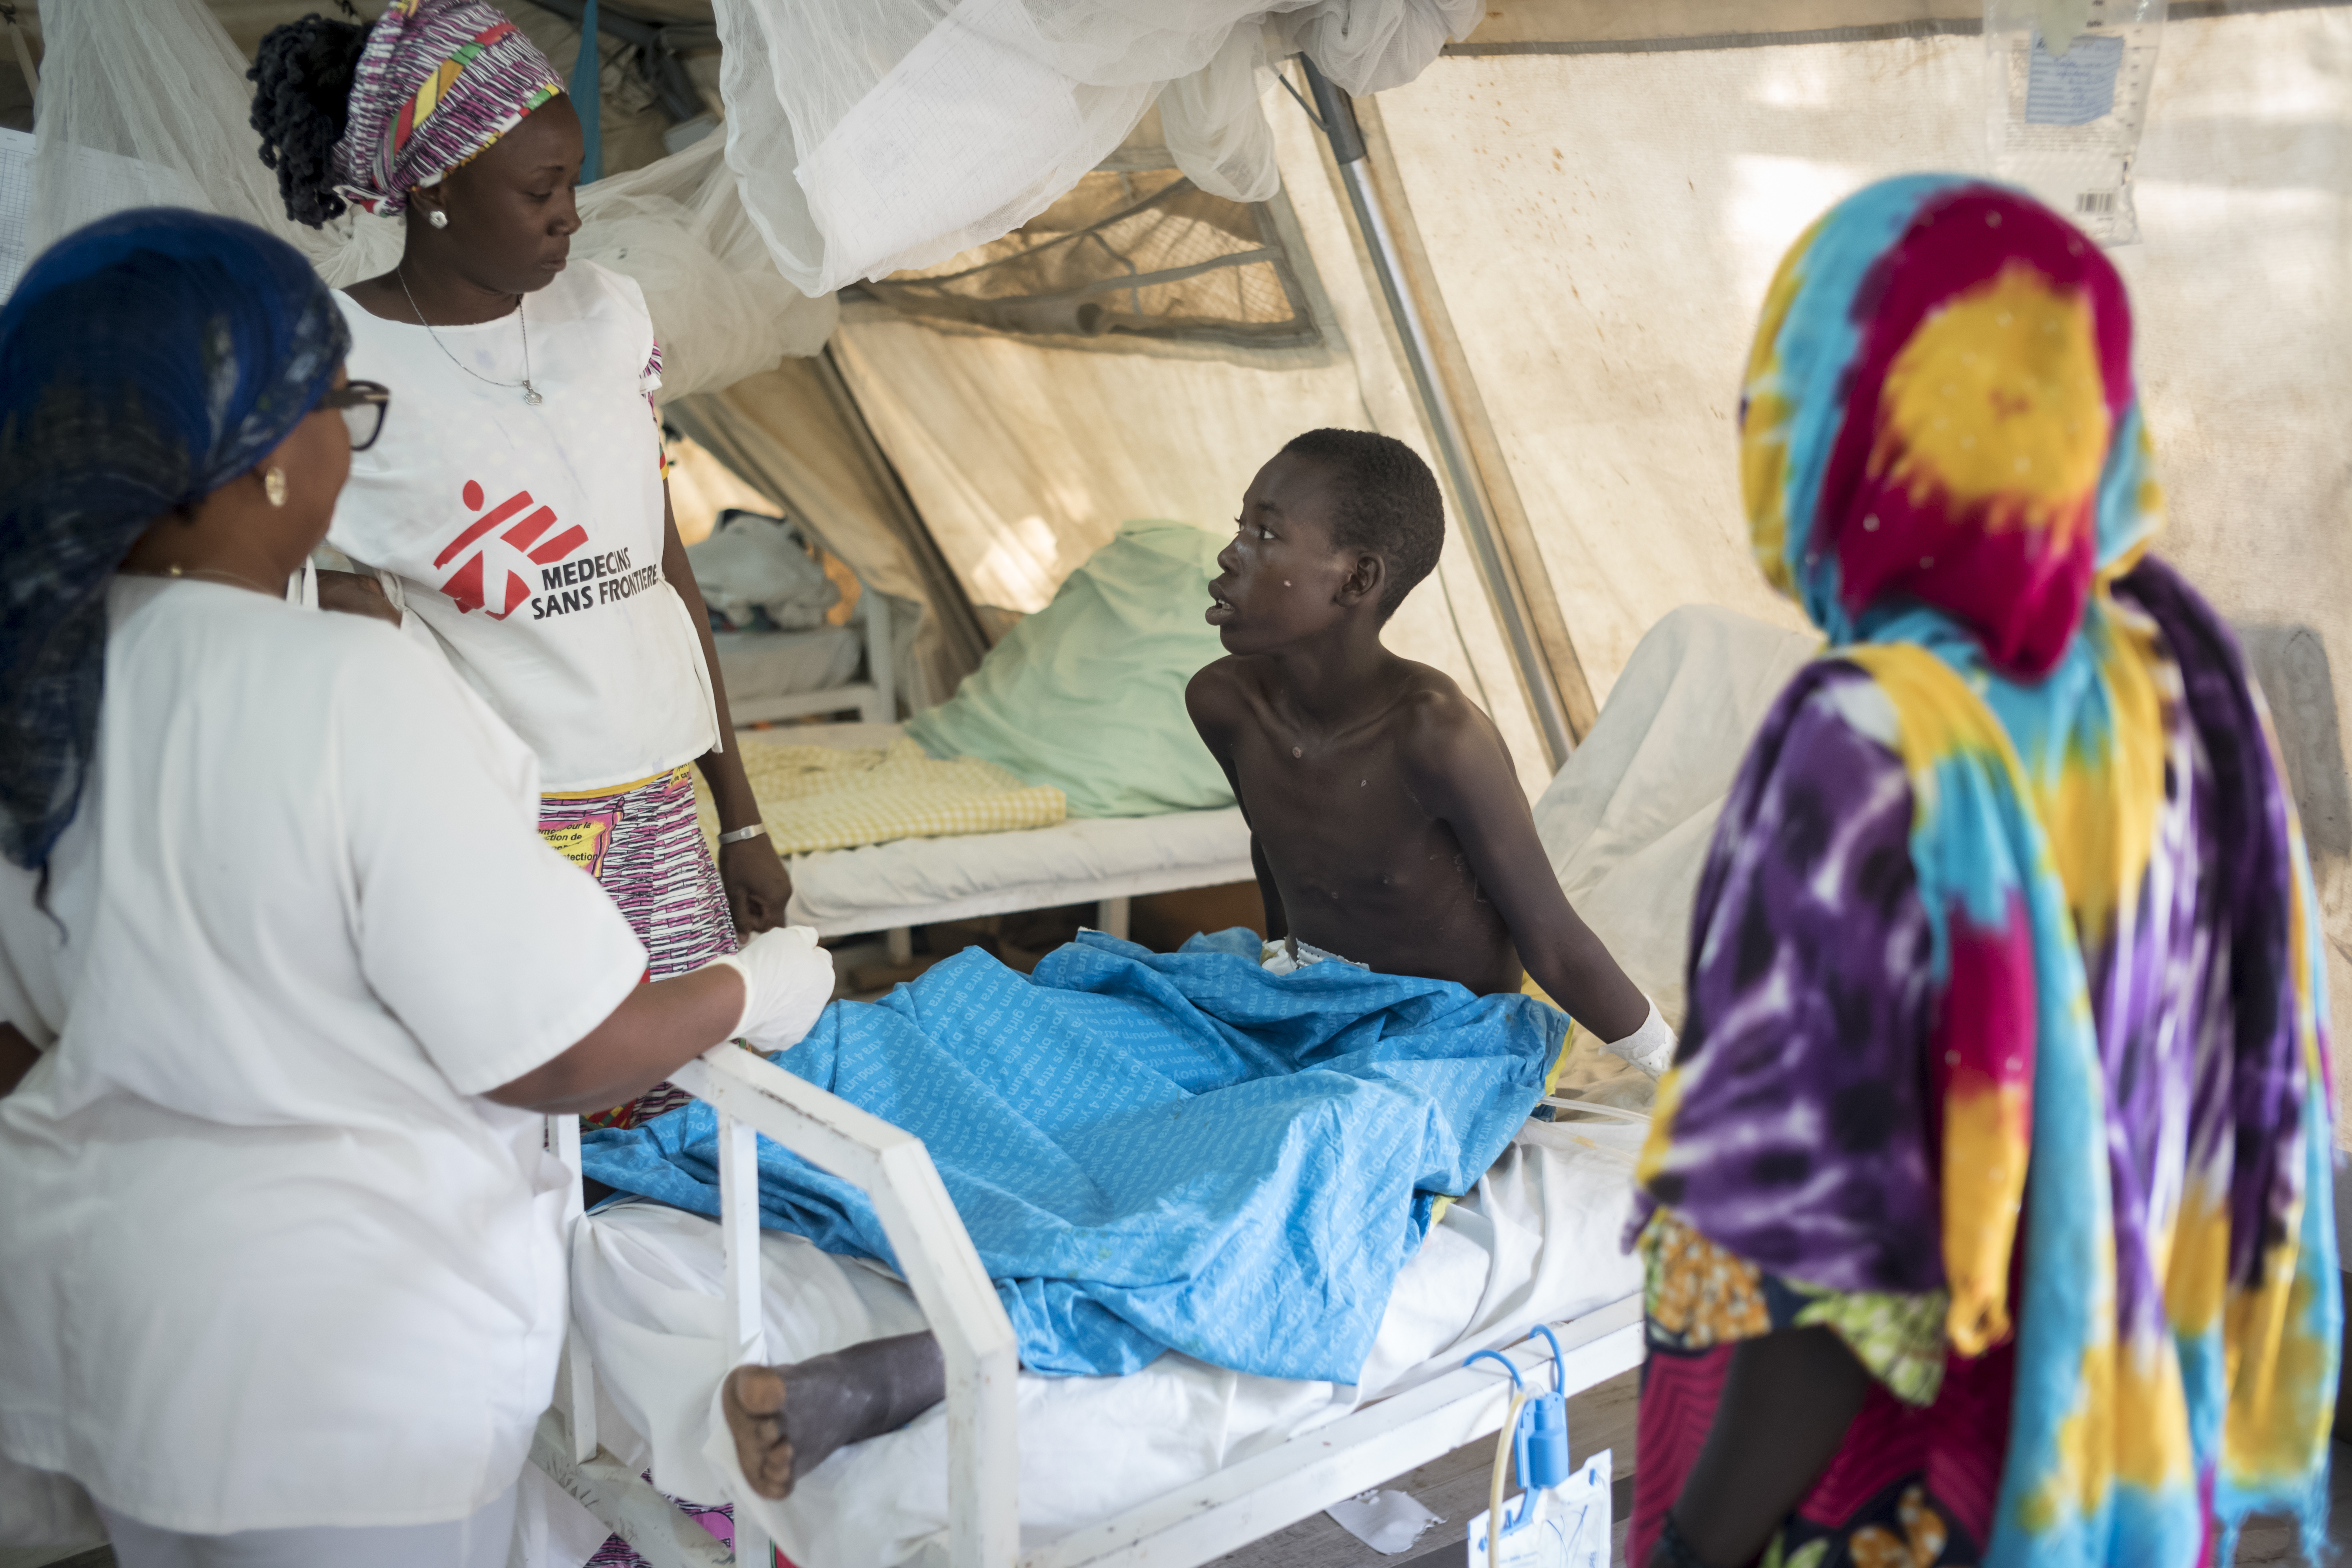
[523,605,1817,1566]
[763,721,1255,957]
[534,1049,1648,1568]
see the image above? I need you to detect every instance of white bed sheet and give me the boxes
[566,1120,1645,1568]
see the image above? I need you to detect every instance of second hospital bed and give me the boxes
[528,605,1821,1568]
[760,721,1254,951]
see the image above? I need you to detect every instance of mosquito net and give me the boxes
[708,0,1481,295]
[24,0,833,397]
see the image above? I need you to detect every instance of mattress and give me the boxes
[782,806,1254,937]
[756,721,1253,936]
[712,625,864,703]
[567,1117,1646,1568]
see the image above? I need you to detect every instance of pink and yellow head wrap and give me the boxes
[1739,176,2162,679]
[331,0,564,217]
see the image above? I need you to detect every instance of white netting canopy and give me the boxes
[709,0,1481,295]
[26,0,834,399]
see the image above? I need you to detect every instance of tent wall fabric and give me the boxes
[825,306,1561,797]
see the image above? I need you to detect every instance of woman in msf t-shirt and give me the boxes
[251,1,791,1125]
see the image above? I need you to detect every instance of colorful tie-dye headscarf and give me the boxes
[1661,175,2337,1562]
[0,210,349,870]
[331,0,564,217]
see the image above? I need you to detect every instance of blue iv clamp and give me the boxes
[1463,1323,1570,1536]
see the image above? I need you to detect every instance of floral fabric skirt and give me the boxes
[538,764,736,1129]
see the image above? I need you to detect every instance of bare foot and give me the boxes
[724,1364,797,1500]
[722,1333,947,1501]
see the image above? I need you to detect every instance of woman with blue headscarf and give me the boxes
[0,211,832,1564]
[1630,179,2336,1568]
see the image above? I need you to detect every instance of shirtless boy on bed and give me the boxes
[1189,428,1660,1035]
[721,429,1670,1501]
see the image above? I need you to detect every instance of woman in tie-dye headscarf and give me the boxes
[1630,176,2337,1568]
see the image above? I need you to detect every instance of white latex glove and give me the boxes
[710,925,835,1052]
[1602,999,1677,1078]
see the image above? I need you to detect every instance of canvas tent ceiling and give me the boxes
[9,0,2346,1126]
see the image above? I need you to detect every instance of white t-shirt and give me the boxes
[0,579,648,1532]
[329,261,716,792]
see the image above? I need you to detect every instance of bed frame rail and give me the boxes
[665,1042,1021,1568]
[1026,1296,1643,1568]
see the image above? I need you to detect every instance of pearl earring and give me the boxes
[428,209,449,230]
[264,467,287,508]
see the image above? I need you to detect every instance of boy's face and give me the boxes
[1207,452,1364,655]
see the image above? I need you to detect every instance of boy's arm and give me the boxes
[1187,666,1287,942]
[1400,696,1648,1042]
[1247,837,1288,943]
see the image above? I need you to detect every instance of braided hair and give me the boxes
[248,15,373,228]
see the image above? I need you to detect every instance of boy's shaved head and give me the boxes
[1279,429,1443,619]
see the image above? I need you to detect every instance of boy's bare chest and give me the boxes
[1230,734,1459,889]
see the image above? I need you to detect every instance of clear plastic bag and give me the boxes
[712,0,1482,296]
[1984,0,2168,246]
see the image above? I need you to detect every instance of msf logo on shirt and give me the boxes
[436,479,590,619]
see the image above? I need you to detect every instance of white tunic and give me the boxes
[327,261,716,793]
[0,579,647,1531]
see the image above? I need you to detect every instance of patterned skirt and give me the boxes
[538,765,737,1129]
[1631,1213,2005,1568]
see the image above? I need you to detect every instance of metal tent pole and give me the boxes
[1297,57,1575,771]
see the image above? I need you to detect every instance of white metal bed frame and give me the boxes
[536,1045,1646,1568]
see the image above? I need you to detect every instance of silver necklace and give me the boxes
[397,268,542,406]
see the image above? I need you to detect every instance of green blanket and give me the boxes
[908,520,1235,817]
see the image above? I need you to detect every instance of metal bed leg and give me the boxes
[551,1113,597,1463]
[885,925,913,965]
[1096,895,1130,941]
[862,588,895,725]
[718,1111,773,1567]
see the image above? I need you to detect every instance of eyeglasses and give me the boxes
[320,380,392,452]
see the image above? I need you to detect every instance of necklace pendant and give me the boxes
[523,385,543,407]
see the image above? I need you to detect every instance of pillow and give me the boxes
[907,520,1233,817]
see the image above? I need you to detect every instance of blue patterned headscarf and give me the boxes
[0,209,349,870]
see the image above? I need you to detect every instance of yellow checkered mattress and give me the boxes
[693,736,1067,857]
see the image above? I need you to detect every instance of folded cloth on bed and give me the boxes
[692,735,1065,856]
[579,928,1564,1383]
